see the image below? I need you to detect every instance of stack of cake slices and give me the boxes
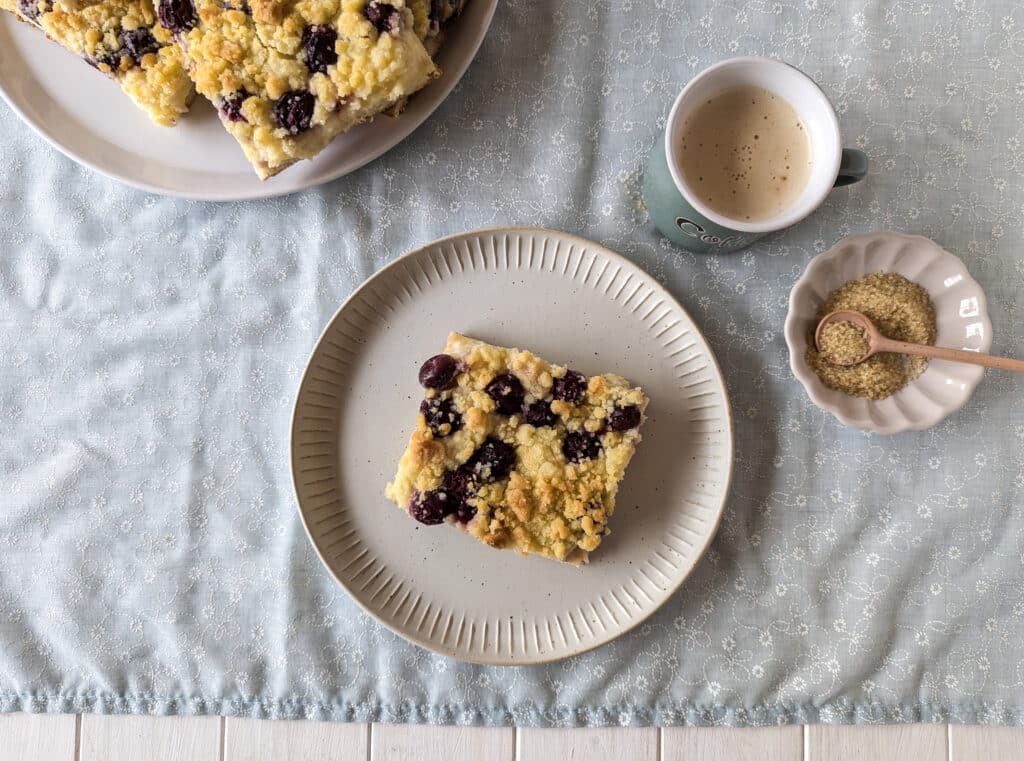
[2,0,467,178]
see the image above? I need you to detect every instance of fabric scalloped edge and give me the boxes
[3,692,1024,727]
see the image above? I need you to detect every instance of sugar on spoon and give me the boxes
[814,310,1024,372]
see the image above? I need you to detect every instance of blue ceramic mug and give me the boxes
[643,57,868,254]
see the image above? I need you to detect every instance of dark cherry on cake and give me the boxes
[465,437,516,482]
[365,1,401,33]
[552,369,587,404]
[157,0,197,33]
[408,489,450,525]
[219,91,249,123]
[523,399,557,427]
[274,90,315,134]
[485,373,525,415]
[608,404,642,431]
[419,397,462,437]
[302,24,338,74]
[563,430,602,463]
[120,27,160,62]
[418,354,459,390]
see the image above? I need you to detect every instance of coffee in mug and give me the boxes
[642,57,869,254]
[677,85,812,222]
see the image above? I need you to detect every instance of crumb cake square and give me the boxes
[164,0,439,179]
[385,334,649,564]
[3,0,194,126]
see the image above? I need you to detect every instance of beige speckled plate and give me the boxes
[290,228,733,664]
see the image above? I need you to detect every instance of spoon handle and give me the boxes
[874,337,1024,372]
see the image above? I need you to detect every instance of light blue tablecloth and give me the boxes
[2,0,1024,727]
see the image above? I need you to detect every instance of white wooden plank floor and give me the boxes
[0,715,1021,760]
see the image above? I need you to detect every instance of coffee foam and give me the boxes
[678,86,812,222]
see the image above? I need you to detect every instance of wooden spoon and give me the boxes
[814,310,1024,371]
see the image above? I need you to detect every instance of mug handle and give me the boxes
[834,148,869,187]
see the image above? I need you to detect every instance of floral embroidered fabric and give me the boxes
[1,0,1023,727]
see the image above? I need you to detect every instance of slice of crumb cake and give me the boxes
[386,333,649,564]
[2,0,194,126]
[164,0,438,179]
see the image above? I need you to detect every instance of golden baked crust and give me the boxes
[171,0,438,179]
[385,333,649,565]
[1,0,194,126]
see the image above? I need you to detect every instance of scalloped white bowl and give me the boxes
[785,232,992,434]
